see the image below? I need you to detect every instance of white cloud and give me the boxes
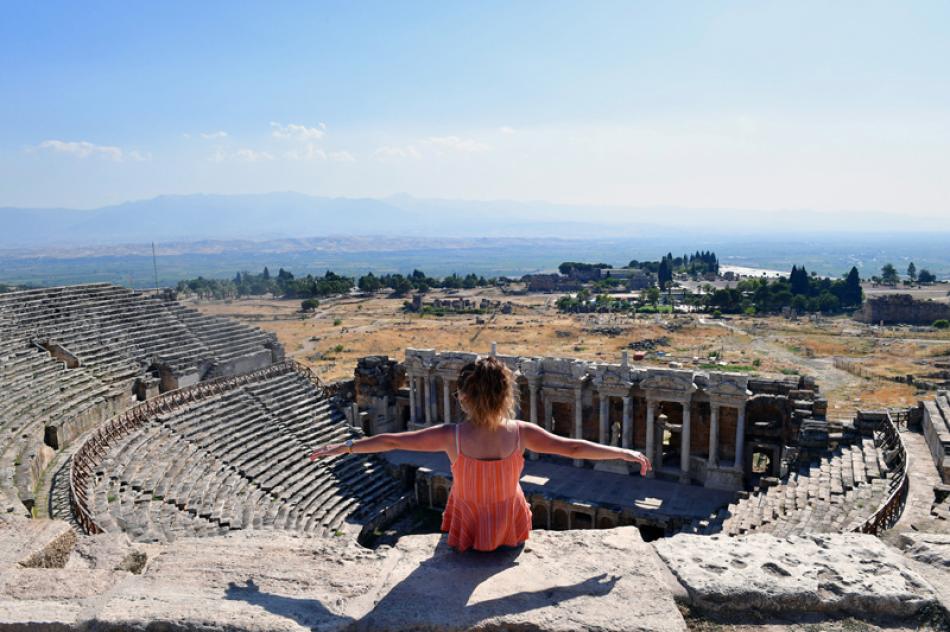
[235,148,274,162]
[37,139,128,161]
[423,135,490,153]
[211,147,274,162]
[285,144,327,161]
[284,145,356,163]
[270,121,326,141]
[127,150,151,161]
[499,126,516,135]
[328,150,356,163]
[199,130,228,140]
[373,145,422,160]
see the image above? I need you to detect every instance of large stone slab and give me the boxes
[898,532,950,570]
[0,515,76,569]
[654,533,937,617]
[0,526,686,631]
[354,527,686,632]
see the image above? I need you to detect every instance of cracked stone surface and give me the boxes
[654,533,938,617]
[0,524,686,631]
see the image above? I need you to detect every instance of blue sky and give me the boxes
[1,1,949,218]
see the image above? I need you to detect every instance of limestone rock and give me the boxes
[0,515,75,569]
[654,533,937,617]
[355,527,686,632]
[898,532,950,570]
[65,531,146,573]
[0,527,687,632]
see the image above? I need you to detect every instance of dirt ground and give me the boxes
[192,287,950,419]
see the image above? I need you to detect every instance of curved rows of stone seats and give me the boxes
[686,416,907,537]
[0,283,281,517]
[72,361,407,543]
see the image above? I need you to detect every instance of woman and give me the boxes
[309,356,652,552]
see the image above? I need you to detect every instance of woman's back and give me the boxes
[441,420,532,551]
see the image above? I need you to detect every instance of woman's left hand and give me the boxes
[309,443,347,460]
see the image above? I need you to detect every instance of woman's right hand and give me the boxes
[309,443,347,461]
[624,450,652,474]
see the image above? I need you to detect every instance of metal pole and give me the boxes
[151,242,160,289]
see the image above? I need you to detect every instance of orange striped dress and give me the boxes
[440,421,532,552]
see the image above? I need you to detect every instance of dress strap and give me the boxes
[454,423,460,456]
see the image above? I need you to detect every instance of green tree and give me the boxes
[918,269,937,284]
[300,298,319,312]
[881,263,899,286]
[789,265,810,295]
[818,292,840,313]
[907,262,917,283]
[843,266,863,307]
[358,272,382,292]
[645,286,660,307]
[389,274,413,296]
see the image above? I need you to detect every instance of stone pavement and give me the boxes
[384,450,735,522]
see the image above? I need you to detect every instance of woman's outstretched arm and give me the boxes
[308,424,452,461]
[520,422,652,474]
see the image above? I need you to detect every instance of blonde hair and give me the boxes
[457,357,516,429]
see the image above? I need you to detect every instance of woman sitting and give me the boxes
[309,356,651,552]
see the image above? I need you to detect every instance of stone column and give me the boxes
[622,395,632,449]
[680,400,692,484]
[408,375,417,424]
[573,387,584,467]
[442,379,452,424]
[708,404,719,467]
[645,399,656,478]
[528,382,540,460]
[734,405,746,472]
[598,394,609,445]
[543,397,553,433]
[529,383,539,425]
[423,376,432,425]
[418,377,426,423]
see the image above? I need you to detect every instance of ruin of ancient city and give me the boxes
[3,3,950,631]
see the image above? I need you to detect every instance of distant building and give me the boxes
[602,268,656,290]
[524,274,582,293]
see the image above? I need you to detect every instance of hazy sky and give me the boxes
[1,1,949,220]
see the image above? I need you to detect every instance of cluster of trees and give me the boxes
[177,267,504,301]
[357,270,499,296]
[629,250,719,283]
[557,261,612,276]
[176,267,354,300]
[705,266,863,314]
[875,262,938,286]
[558,265,865,316]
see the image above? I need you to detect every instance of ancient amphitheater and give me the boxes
[2,283,950,631]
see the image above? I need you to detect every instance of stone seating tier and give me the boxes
[84,368,406,543]
[686,438,896,537]
[0,283,285,517]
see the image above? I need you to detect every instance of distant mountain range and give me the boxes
[3,192,948,248]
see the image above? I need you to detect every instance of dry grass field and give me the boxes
[192,287,950,419]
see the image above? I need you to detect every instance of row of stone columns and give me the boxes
[407,371,748,481]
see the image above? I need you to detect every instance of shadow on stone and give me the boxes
[225,537,620,630]
[225,578,355,630]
